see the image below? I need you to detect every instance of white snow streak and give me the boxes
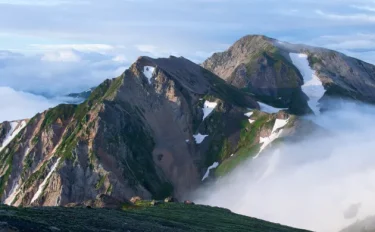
[202,162,219,181]
[202,101,218,120]
[289,53,325,115]
[143,66,155,84]
[193,133,208,144]
[31,158,61,204]
[0,120,27,152]
[4,182,20,205]
[244,112,253,117]
[253,118,288,159]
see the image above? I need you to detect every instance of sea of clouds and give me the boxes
[194,100,375,232]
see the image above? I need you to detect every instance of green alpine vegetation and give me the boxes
[0,203,311,232]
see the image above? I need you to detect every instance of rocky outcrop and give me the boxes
[0,56,260,207]
[202,35,310,115]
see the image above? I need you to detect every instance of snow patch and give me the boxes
[31,158,61,204]
[289,53,325,115]
[245,111,255,124]
[143,66,155,84]
[4,181,20,206]
[193,133,208,144]
[258,102,286,114]
[0,120,27,152]
[244,112,253,117]
[202,101,218,120]
[253,118,288,159]
[202,162,220,181]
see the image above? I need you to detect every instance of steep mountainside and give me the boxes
[0,56,265,207]
[0,120,28,152]
[203,35,375,114]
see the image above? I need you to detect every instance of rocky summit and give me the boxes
[203,35,375,114]
[1,35,375,231]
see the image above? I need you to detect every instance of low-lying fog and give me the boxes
[193,100,375,232]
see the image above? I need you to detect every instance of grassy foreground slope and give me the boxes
[0,203,311,232]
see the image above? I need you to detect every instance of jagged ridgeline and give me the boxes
[0,56,269,206]
[203,35,375,114]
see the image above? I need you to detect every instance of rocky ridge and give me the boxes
[0,56,264,207]
[203,35,375,114]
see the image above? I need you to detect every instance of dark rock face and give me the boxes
[0,56,259,207]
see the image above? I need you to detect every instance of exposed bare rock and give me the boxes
[0,56,259,207]
[203,35,375,114]
[130,196,142,204]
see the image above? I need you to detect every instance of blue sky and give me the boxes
[1,0,375,121]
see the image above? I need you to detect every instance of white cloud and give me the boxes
[41,50,81,62]
[0,0,88,6]
[0,86,59,122]
[195,101,375,232]
[0,50,128,96]
[136,45,158,54]
[351,5,375,12]
[316,10,375,22]
[31,44,115,53]
[112,55,127,62]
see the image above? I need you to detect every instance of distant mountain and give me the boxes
[203,35,375,114]
[65,87,96,103]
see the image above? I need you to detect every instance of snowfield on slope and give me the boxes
[289,53,325,115]
[31,158,61,204]
[4,181,20,205]
[202,101,218,120]
[202,162,220,181]
[245,111,255,124]
[143,66,155,84]
[0,120,27,152]
[253,118,288,159]
[193,133,208,144]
